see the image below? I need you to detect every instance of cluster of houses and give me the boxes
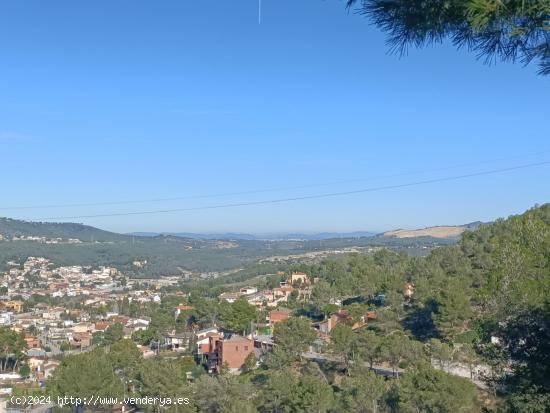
[183,272,384,374]
[0,257,174,307]
[1,257,128,300]
[187,306,379,374]
[193,274,419,374]
[219,272,315,307]
[0,256,180,388]
[9,235,82,244]
[1,305,159,386]
[0,265,404,386]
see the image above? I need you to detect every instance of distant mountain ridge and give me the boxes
[126,231,377,241]
[1,216,484,242]
[0,215,470,276]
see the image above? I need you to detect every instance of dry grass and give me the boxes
[384,226,466,239]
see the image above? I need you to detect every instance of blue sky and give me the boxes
[0,0,548,234]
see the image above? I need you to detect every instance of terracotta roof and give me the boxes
[277,286,293,292]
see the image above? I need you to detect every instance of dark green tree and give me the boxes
[497,304,550,412]
[132,328,156,345]
[192,375,256,413]
[258,370,335,413]
[0,328,26,371]
[19,363,31,378]
[47,349,124,406]
[432,280,472,339]
[395,363,478,413]
[330,324,358,372]
[243,352,257,373]
[103,323,124,345]
[357,329,382,369]
[380,333,425,377]
[347,0,550,75]
[220,299,257,334]
[338,366,389,413]
[272,317,317,362]
[133,358,193,413]
[108,339,141,376]
[427,338,455,372]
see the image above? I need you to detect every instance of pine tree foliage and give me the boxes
[347,0,550,75]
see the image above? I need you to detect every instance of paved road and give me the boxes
[12,312,36,320]
[303,351,403,378]
[303,351,489,388]
[431,360,489,389]
[38,332,62,355]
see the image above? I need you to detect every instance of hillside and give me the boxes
[0,217,130,242]
[260,203,550,412]
[0,217,454,276]
[384,226,466,239]
[382,222,484,239]
[126,231,376,240]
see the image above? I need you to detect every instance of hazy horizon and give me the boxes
[5,202,538,235]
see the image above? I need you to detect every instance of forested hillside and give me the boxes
[0,217,129,241]
[0,217,453,276]
[290,203,550,411]
[181,203,550,411]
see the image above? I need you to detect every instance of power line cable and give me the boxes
[2,149,550,211]
[35,160,550,221]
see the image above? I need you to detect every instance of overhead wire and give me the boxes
[34,160,550,221]
[2,149,550,211]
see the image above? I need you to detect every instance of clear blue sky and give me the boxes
[0,0,548,234]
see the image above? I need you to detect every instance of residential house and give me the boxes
[94,320,111,332]
[71,332,92,348]
[109,315,130,325]
[195,327,219,356]
[42,308,64,320]
[24,335,42,349]
[298,286,313,301]
[316,310,377,335]
[0,300,23,313]
[272,285,293,301]
[239,286,258,295]
[219,292,243,303]
[0,312,11,326]
[289,272,309,286]
[175,304,194,318]
[72,322,93,333]
[245,291,270,307]
[28,357,45,374]
[253,334,274,353]
[267,309,292,327]
[213,334,254,373]
[40,360,61,381]
[163,331,193,352]
[126,319,149,333]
